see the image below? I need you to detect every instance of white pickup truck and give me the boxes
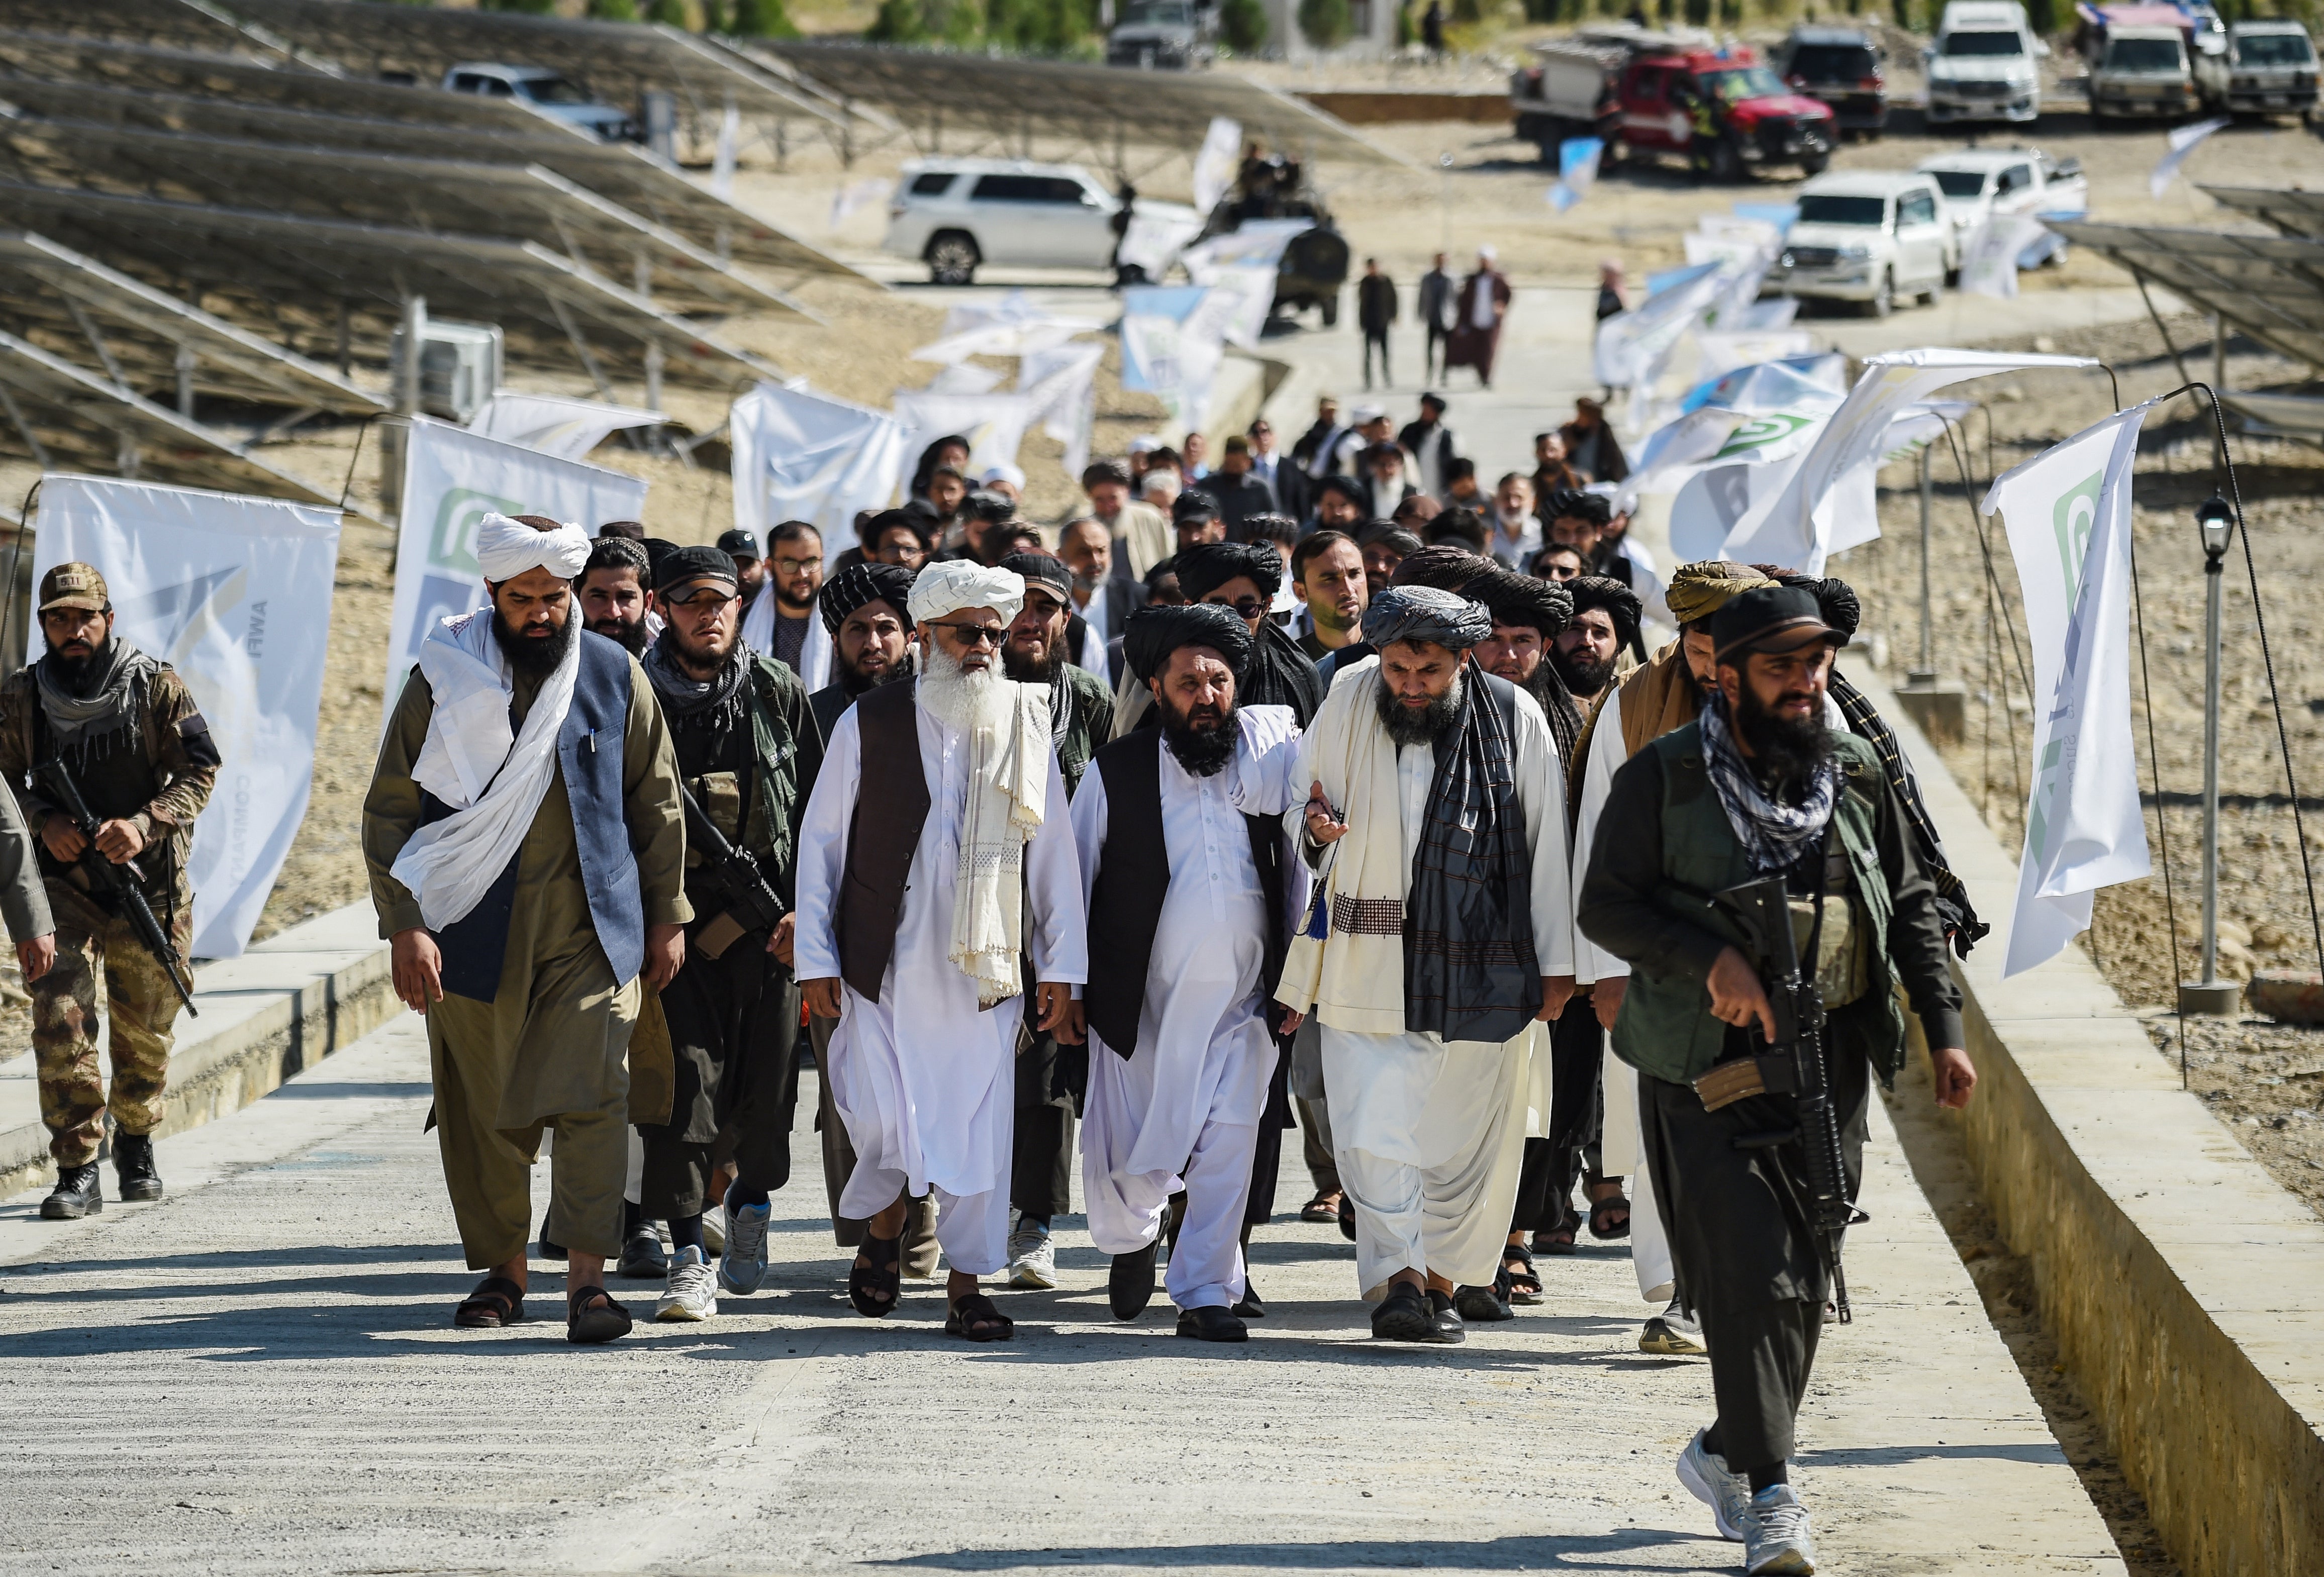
[1916,147,2086,269]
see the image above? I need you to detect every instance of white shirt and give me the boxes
[1490,514,1543,567]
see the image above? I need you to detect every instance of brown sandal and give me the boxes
[565,1284,633,1345]
[945,1291,1014,1343]
[453,1274,525,1328]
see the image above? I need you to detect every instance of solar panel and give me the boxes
[0,325,358,513]
[0,71,865,283]
[741,39,1414,169]
[2199,185,2324,243]
[2044,216,2324,369]
[0,229,384,415]
[0,182,786,392]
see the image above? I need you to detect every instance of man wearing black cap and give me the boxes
[716,528,766,606]
[1170,491,1227,557]
[1578,585,1976,1573]
[1072,604,1306,1343]
[633,544,825,1322]
[995,551,1114,1290]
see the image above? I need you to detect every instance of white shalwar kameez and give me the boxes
[1070,707,1305,1312]
[1302,684,1574,1298]
[793,698,1087,1277]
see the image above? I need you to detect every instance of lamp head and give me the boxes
[2195,495,2235,561]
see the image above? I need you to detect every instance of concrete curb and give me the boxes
[0,903,397,1200]
[1857,664,2324,1577]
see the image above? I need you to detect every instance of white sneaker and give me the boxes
[1639,1297,1707,1356]
[1007,1216,1056,1290]
[719,1200,771,1296]
[701,1205,726,1255]
[655,1245,718,1322]
[1676,1429,1752,1542]
[1744,1484,1817,1575]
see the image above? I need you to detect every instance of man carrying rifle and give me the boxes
[3,563,216,1220]
[635,545,822,1321]
[1578,586,1975,1576]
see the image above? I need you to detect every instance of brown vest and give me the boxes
[837,680,931,1001]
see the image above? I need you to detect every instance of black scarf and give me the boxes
[643,630,751,765]
[1241,620,1324,726]
[1405,661,1540,1043]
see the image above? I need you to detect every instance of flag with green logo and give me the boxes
[1981,398,2159,977]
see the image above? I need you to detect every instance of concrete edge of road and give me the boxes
[0,903,398,1201]
[1854,663,2324,1577]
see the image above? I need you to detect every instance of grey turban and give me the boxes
[1361,584,1493,651]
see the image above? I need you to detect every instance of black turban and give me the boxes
[1175,541,1284,603]
[1123,603,1252,683]
[1390,544,1492,594]
[1362,585,1493,650]
[1565,573,1643,647]
[1473,567,1572,638]
[818,560,916,638]
[998,550,1072,602]
[1544,487,1611,528]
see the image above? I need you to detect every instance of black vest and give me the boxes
[1083,730,1288,1058]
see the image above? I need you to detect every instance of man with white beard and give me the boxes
[1279,585,1575,1344]
[793,560,1087,1343]
[1071,605,1305,1343]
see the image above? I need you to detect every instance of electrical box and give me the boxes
[388,319,503,424]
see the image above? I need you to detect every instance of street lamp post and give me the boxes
[1910,442,1935,685]
[2180,495,2242,1016]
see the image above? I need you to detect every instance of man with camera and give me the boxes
[1577,585,1976,1576]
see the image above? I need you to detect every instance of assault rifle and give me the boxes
[680,782,786,961]
[38,752,197,1017]
[1698,870,1853,1323]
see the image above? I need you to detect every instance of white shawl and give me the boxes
[391,609,580,931]
[948,678,1052,1007]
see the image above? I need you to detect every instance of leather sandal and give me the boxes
[1587,1185,1632,1241]
[849,1229,903,1318]
[945,1291,1014,1342]
[565,1285,632,1345]
[453,1274,526,1329]
[1501,1244,1543,1304]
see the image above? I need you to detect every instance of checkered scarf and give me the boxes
[1698,689,1836,877]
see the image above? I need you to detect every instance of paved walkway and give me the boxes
[0,1008,2121,1575]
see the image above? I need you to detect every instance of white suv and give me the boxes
[1924,2,2046,125]
[1772,171,1952,315]
[884,159,1194,284]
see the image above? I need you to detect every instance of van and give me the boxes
[1924,2,2046,125]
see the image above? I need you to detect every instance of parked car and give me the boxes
[1771,170,1953,316]
[1106,0,1215,69]
[2088,13,2203,119]
[1773,24,1888,138]
[1923,1,2046,126]
[884,159,1199,285]
[1917,147,2086,235]
[1509,26,1833,179]
[2198,19,2319,120]
[441,62,633,141]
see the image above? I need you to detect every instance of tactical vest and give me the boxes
[1608,723,1905,1088]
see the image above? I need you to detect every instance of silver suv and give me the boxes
[884,159,1197,284]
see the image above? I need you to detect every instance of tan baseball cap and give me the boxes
[37,562,108,614]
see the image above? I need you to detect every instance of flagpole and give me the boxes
[2181,496,2240,1016]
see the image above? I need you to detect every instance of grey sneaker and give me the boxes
[1744,1483,1816,1574]
[1007,1216,1056,1290]
[701,1204,726,1256]
[1676,1428,1751,1542]
[655,1245,718,1322]
[1640,1297,1707,1356]
[719,1200,771,1296]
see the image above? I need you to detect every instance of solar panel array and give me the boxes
[2046,213,2324,370]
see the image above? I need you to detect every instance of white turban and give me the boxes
[475,511,591,583]
[907,560,1024,627]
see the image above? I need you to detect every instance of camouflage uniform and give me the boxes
[0,633,217,1167]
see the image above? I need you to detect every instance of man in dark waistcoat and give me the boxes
[1070,605,1305,1344]
[1578,586,1976,1573]
[364,513,688,1345]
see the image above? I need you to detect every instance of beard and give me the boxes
[588,614,648,656]
[919,641,1010,737]
[1375,669,1463,750]
[841,647,907,698]
[1547,644,1617,701]
[1002,636,1063,686]
[1733,681,1832,797]
[494,606,576,680]
[1158,690,1237,777]
[44,633,109,691]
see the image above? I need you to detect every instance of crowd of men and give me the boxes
[10,383,1989,1574]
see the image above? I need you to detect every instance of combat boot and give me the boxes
[115,1132,164,1203]
[40,1162,103,1219]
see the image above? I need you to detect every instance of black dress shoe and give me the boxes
[1454,1283,1511,1322]
[1337,1193,1356,1243]
[114,1132,163,1203]
[1176,1304,1249,1343]
[40,1162,102,1220]
[1231,1274,1265,1320]
[1370,1281,1434,1341]
[615,1224,667,1279]
[1108,1242,1158,1320]
[1425,1288,1468,1344]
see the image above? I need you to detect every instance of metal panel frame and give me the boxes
[2047,216,2324,369]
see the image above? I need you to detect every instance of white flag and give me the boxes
[1593,262,1725,391]
[386,418,648,721]
[728,380,909,568]
[890,388,1036,482]
[1722,347,2096,573]
[1982,399,2159,976]
[466,391,665,461]
[2149,116,2230,201]
[1192,116,1242,217]
[33,474,342,958]
[1958,213,2050,300]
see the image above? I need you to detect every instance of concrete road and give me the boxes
[0,1011,2121,1576]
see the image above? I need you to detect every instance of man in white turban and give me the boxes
[364,512,690,1346]
[795,559,1088,1343]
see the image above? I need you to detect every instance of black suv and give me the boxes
[1775,25,1889,138]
